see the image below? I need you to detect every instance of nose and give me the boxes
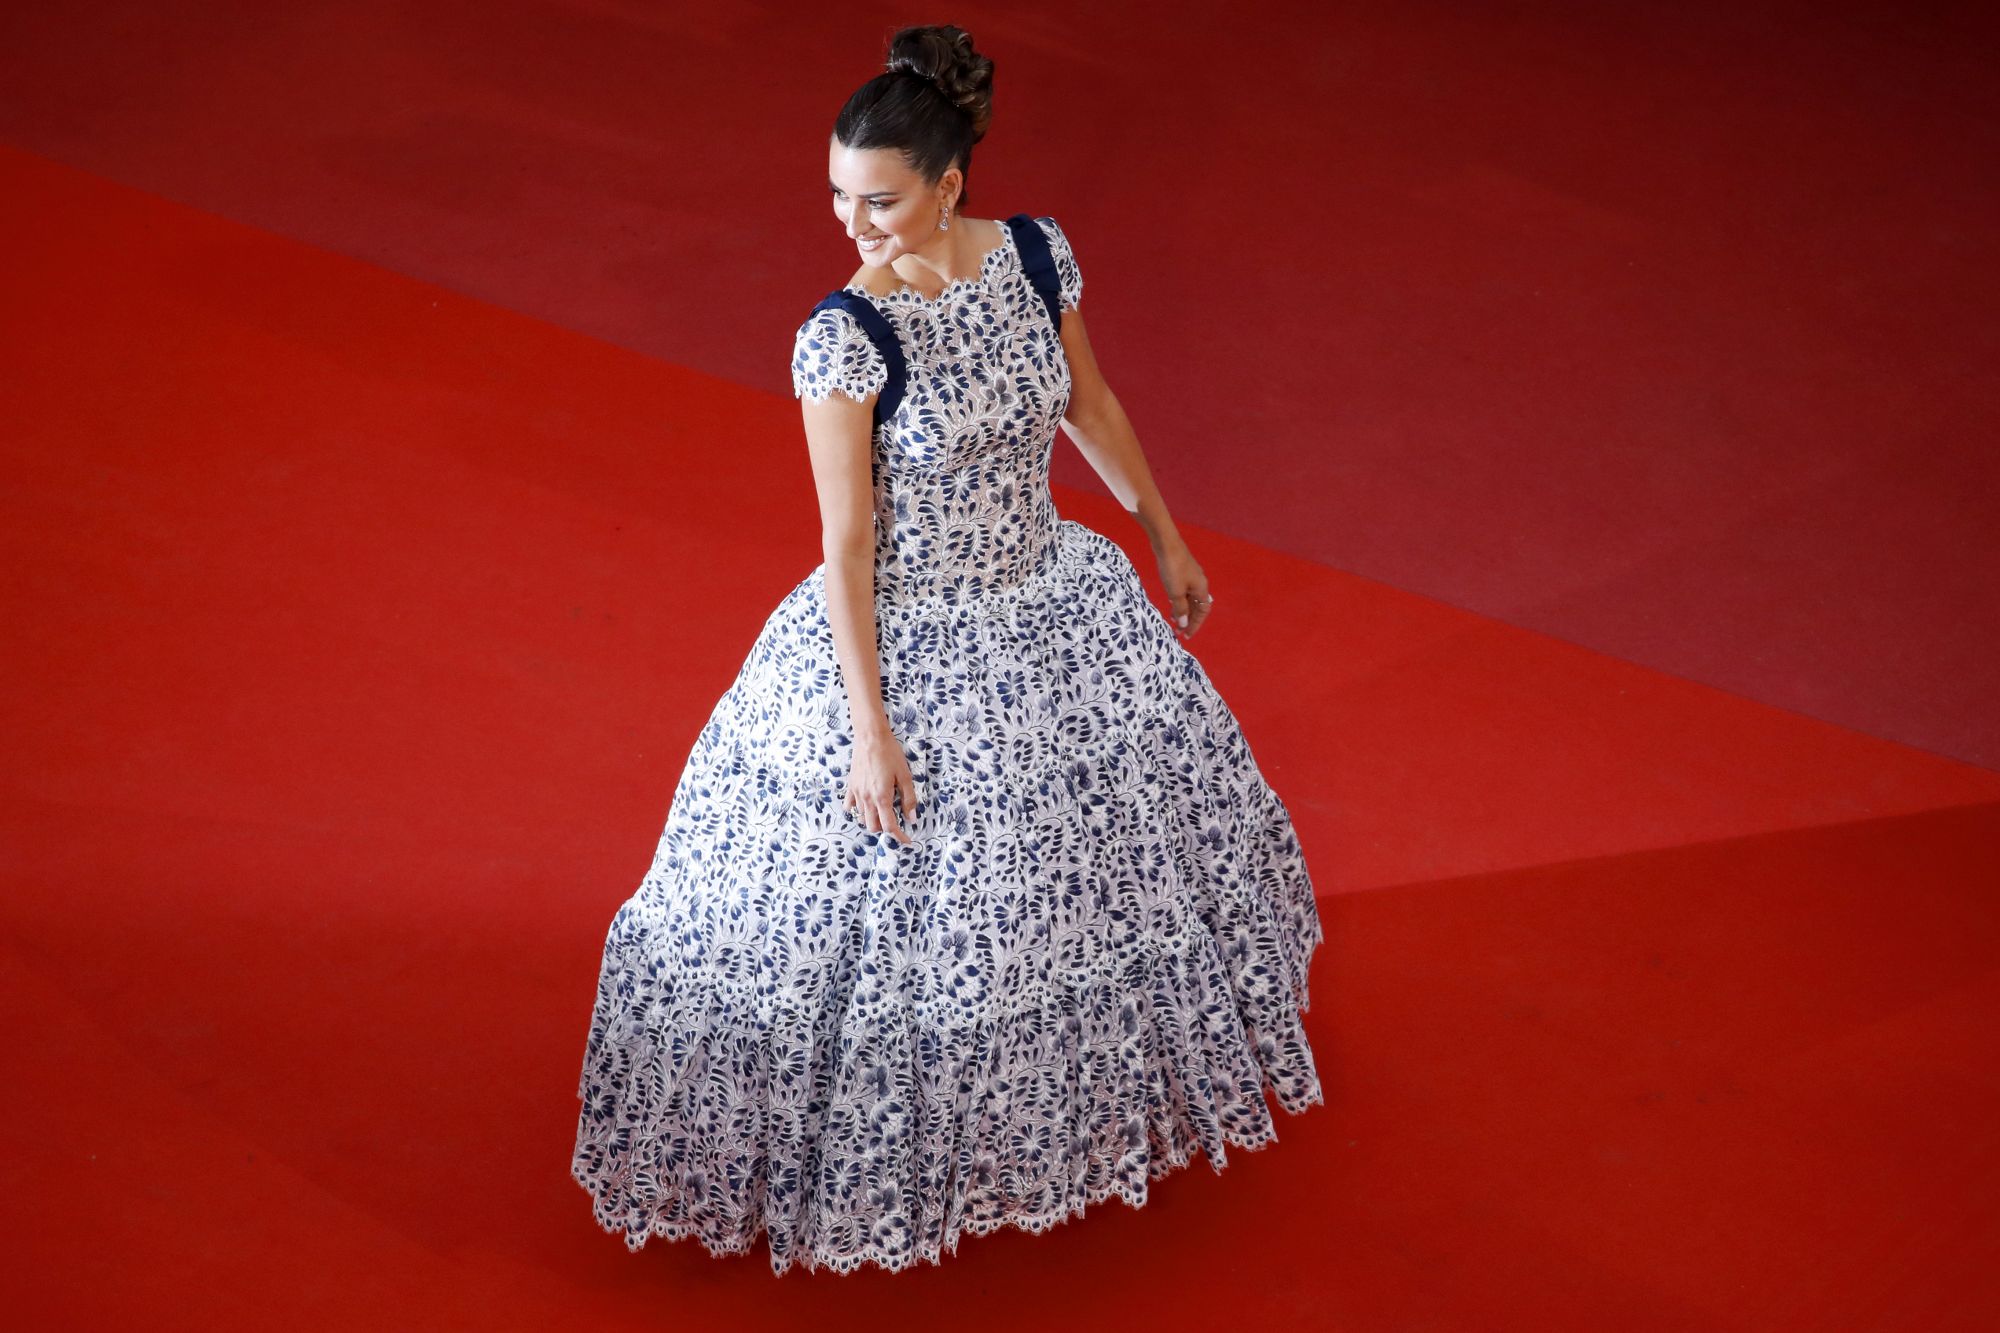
[844,209,867,239]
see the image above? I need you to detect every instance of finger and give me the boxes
[865,785,898,831]
[900,772,920,818]
[1189,588,1213,632]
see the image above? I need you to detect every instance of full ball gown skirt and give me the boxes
[571,216,1325,1276]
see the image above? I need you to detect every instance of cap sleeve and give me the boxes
[1032,216,1083,312]
[790,304,889,404]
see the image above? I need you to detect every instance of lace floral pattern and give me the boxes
[788,215,1081,408]
[574,214,1324,1277]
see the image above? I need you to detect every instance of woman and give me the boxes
[572,23,1324,1277]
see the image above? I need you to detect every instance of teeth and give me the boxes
[858,235,886,250]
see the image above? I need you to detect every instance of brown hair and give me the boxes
[833,25,996,212]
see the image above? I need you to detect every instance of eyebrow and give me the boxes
[827,180,897,198]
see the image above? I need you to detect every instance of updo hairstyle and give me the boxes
[833,24,996,213]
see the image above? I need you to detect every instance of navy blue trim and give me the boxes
[809,289,907,425]
[1004,213,1063,330]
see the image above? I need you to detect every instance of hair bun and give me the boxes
[884,24,994,142]
[831,25,995,212]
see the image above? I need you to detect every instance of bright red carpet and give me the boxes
[0,1,1994,766]
[3,4,1997,1329]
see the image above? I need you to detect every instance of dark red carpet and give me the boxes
[2,3,1996,1329]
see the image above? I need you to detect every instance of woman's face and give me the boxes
[827,139,957,268]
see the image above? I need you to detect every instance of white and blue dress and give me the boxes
[571,214,1325,1276]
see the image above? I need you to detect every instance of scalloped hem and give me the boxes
[571,1080,1326,1278]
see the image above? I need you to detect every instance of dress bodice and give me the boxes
[790,216,1084,605]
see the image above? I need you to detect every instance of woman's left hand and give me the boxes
[1153,540,1214,639]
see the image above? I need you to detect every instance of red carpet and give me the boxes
[0,1,1994,766]
[2,4,1997,1329]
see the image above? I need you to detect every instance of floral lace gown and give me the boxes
[571,215,1325,1276]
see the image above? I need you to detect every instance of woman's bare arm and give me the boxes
[1057,308,1215,636]
[799,388,893,741]
[1057,308,1186,554]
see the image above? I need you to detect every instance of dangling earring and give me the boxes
[937,203,951,231]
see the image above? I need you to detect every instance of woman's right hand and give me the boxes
[842,722,920,844]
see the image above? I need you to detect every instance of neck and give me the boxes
[894,215,984,287]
